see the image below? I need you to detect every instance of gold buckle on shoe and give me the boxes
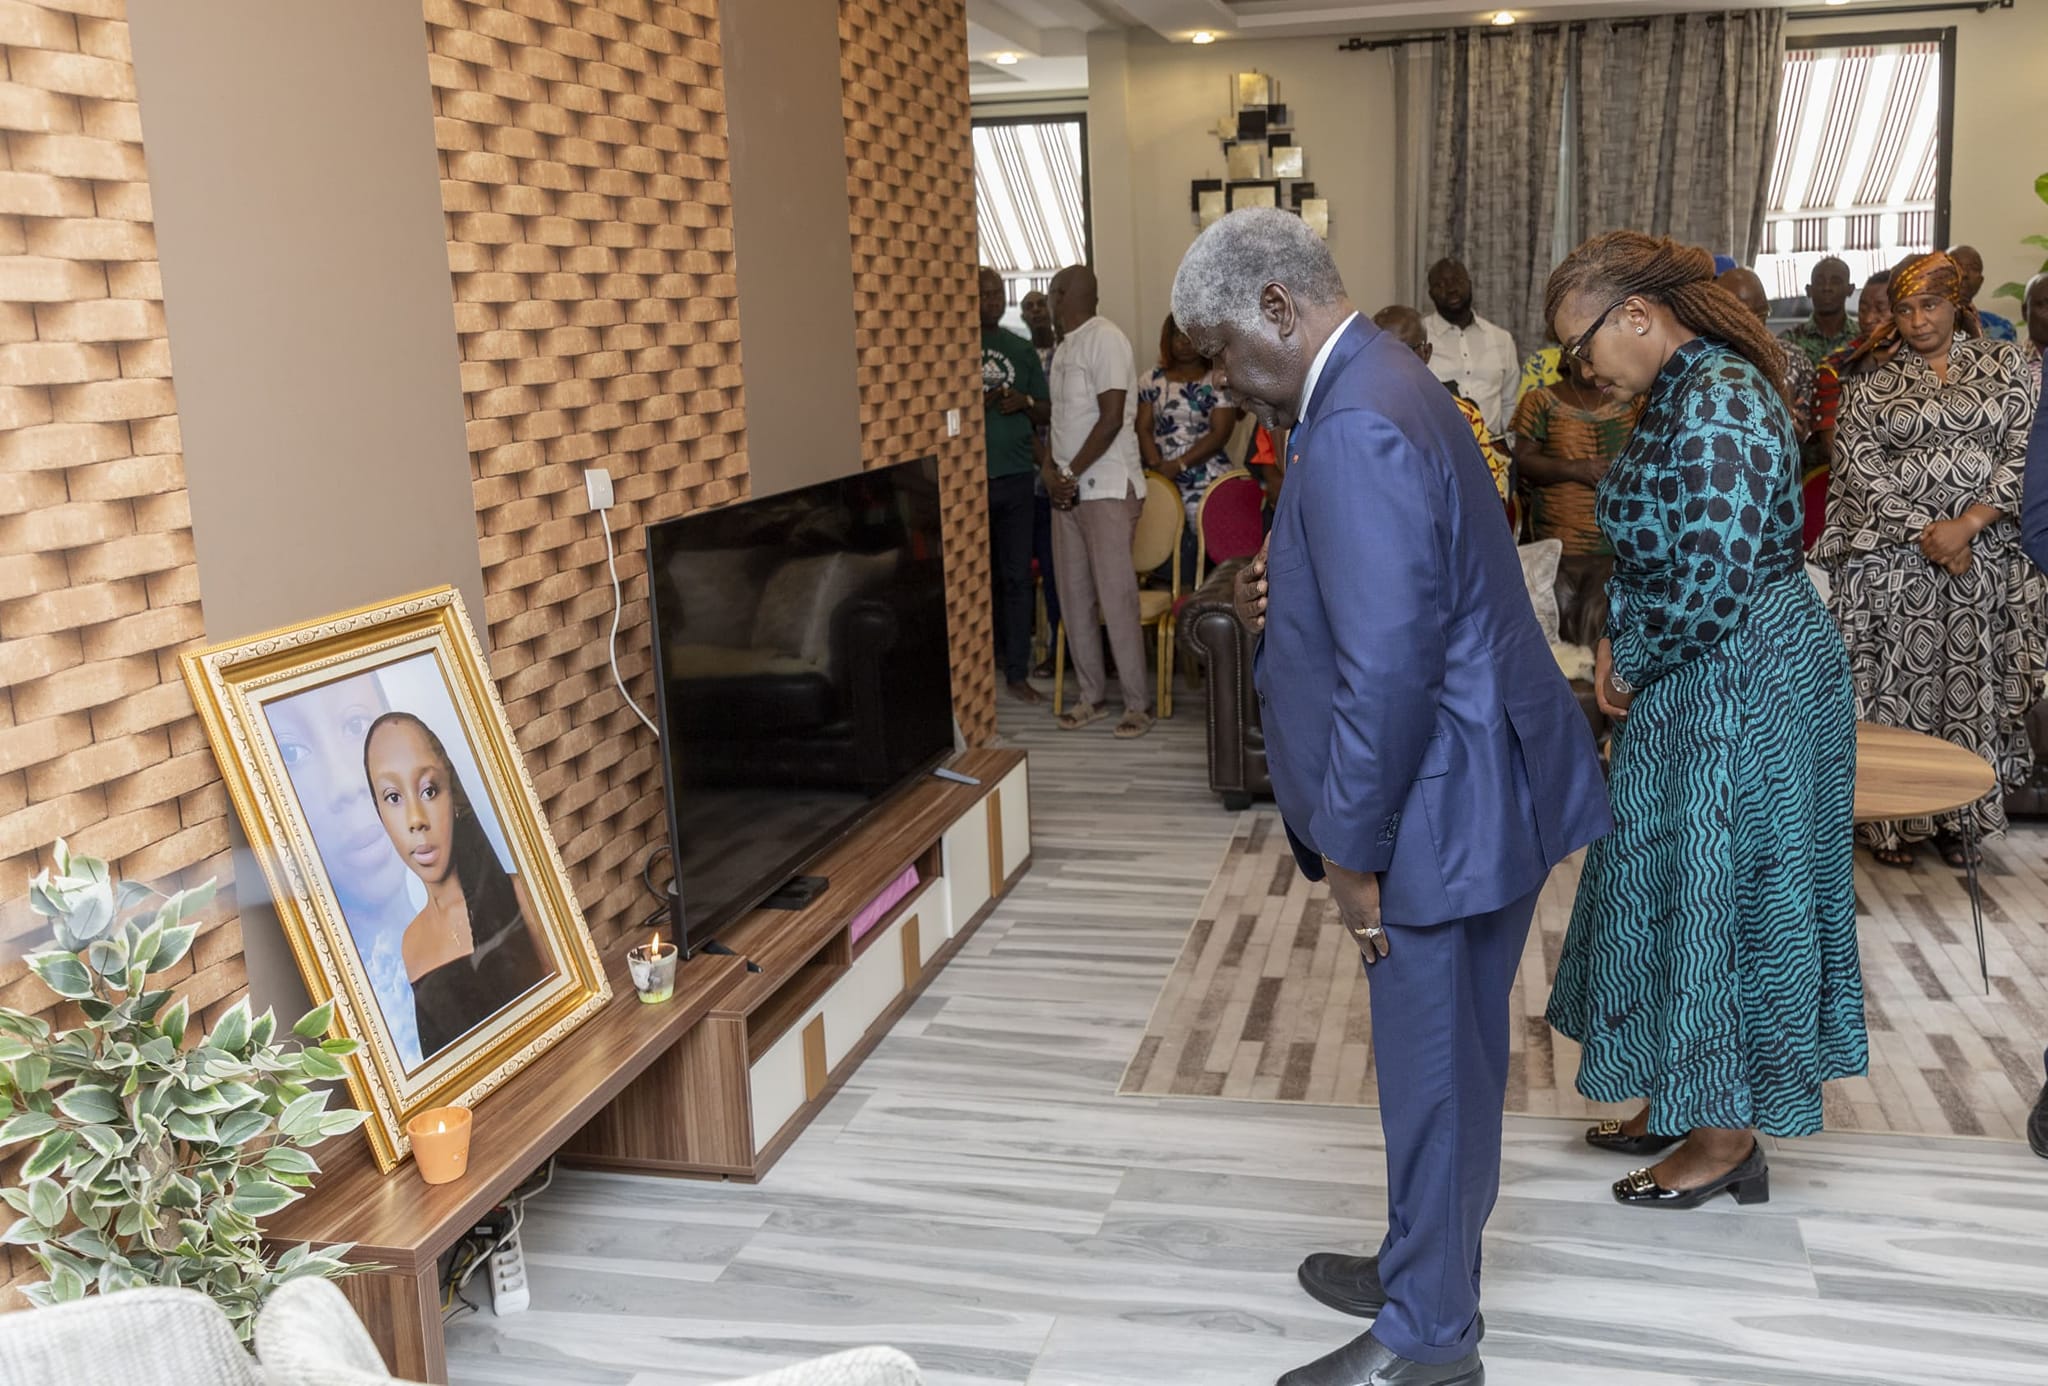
[1620,1168,1659,1195]
[1594,1119,1623,1137]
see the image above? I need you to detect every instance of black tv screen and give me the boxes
[643,457,954,954]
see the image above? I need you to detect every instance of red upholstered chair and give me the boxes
[1194,468,1266,585]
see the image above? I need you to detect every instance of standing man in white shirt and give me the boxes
[1045,264,1153,739]
[1421,258,1520,436]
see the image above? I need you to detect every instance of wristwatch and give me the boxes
[1608,671,1635,698]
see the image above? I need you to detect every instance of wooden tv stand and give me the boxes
[263,749,1028,1382]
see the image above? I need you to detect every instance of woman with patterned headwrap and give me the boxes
[1814,250,2044,869]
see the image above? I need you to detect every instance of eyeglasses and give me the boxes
[1565,297,1629,365]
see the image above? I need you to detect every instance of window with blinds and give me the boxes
[972,116,1091,300]
[1758,36,1949,300]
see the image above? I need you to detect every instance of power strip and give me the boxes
[486,1225,529,1316]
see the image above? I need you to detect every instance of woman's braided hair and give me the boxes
[1543,231,1790,407]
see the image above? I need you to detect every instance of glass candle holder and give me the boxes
[628,932,678,1004]
[406,1105,472,1185]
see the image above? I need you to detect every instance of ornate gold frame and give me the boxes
[181,587,610,1172]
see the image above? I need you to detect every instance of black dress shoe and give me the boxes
[1584,1117,1683,1157]
[1613,1141,1769,1209]
[2028,1080,2048,1160]
[1296,1253,1487,1339]
[1297,1252,1386,1318]
[1276,1330,1483,1386]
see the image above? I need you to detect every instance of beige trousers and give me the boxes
[1051,491,1149,713]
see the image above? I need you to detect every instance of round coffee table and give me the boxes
[1854,722,1997,991]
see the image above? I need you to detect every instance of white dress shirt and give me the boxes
[1297,311,1361,425]
[1049,315,1143,501]
[1422,311,1520,435]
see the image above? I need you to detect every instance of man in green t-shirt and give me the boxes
[980,266,1050,702]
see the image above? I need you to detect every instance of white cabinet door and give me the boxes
[941,796,990,934]
[997,761,1030,888]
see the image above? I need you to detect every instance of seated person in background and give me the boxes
[1510,348,1644,556]
[1950,244,2019,342]
[1374,304,1511,507]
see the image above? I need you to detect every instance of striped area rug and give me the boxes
[1119,810,2048,1141]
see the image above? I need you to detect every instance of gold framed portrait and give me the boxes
[182,587,610,1172]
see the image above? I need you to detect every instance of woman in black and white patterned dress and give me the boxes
[1814,249,2044,869]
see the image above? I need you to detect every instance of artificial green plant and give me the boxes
[0,840,370,1342]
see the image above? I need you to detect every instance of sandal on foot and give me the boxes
[1113,710,1154,740]
[1935,832,1981,870]
[1871,846,1915,869]
[1056,702,1105,730]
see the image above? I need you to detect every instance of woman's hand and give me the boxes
[1919,517,1977,571]
[1594,638,1634,720]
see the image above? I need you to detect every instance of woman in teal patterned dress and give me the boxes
[1542,233,1867,1210]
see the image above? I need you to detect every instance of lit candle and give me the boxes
[628,930,678,1004]
[405,1105,472,1184]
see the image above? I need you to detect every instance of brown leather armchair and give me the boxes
[1179,554,1614,810]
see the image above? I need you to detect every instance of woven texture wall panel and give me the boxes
[425,0,745,952]
[0,0,239,1305]
[838,0,994,746]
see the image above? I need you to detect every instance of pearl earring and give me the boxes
[1636,326,1647,335]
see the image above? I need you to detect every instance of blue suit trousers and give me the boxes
[1366,885,1540,1365]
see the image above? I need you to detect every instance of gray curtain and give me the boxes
[1419,11,1785,351]
[1427,24,1570,360]
[1391,44,1440,310]
[1572,11,1785,261]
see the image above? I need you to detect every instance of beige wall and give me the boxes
[126,0,486,1018]
[125,1,484,636]
[1788,5,2048,318]
[722,0,863,496]
[1086,30,1401,351]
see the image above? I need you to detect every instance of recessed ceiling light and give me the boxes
[1191,31,1216,45]
[1491,10,1516,25]
[1823,0,1851,6]
[992,52,1019,65]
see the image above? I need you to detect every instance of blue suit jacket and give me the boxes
[1255,317,1613,926]
[2020,372,2048,572]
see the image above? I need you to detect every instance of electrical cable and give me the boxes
[599,505,661,738]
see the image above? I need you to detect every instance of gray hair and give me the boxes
[1171,208,1347,337]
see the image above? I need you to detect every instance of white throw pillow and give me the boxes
[1516,539,1563,646]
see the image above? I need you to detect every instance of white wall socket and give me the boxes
[946,408,961,437]
[585,467,614,510]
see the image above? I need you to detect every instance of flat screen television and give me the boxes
[643,457,955,955]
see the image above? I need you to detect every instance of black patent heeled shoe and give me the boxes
[1614,1141,1769,1209]
[1585,1117,1683,1156]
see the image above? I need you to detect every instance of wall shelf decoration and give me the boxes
[1228,181,1280,211]
[1187,71,1325,238]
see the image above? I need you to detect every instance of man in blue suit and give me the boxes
[1172,211,1612,1386]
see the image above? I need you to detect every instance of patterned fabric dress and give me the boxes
[1812,335,2045,849]
[1547,338,1866,1138]
[1137,367,1235,526]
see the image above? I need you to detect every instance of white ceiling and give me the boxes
[968,0,1828,96]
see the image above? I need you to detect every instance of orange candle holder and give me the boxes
[406,1105,472,1185]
